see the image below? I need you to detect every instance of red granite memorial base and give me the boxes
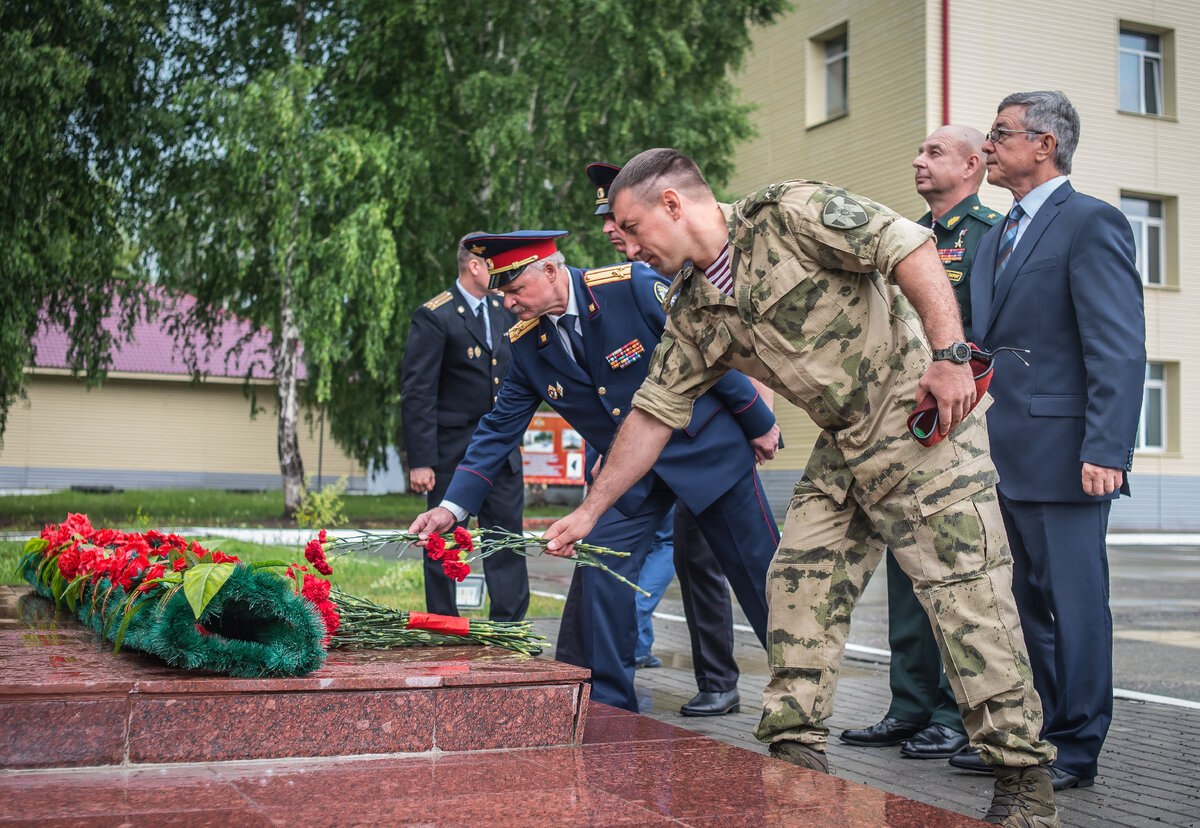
[0,586,589,769]
[0,704,987,826]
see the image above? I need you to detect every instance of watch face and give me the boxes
[951,342,972,363]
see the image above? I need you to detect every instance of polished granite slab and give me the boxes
[0,586,589,769]
[0,704,985,827]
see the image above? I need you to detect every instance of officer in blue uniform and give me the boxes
[582,162,745,717]
[409,230,782,712]
[400,233,528,621]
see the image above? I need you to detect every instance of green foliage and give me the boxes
[296,476,350,530]
[0,0,167,445]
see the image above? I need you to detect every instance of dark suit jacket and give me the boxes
[400,282,522,477]
[970,180,1145,503]
[444,263,775,517]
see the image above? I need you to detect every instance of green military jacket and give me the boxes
[918,193,1000,341]
[632,181,948,503]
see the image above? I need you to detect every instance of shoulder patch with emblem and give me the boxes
[507,318,538,342]
[584,262,633,286]
[423,290,453,311]
[653,281,669,304]
[822,195,869,229]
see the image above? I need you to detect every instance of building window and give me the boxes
[1121,195,1164,285]
[1137,362,1167,452]
[1119,26,1173,116]
[823,32,848,119]
[807,23,848,127]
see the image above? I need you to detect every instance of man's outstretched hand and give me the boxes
[542,507,601,558]
[408,506,457,545]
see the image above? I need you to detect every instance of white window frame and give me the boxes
[1121,195,1165,286]
[1119,29,1163,115]
[823,32,848,120]
[1137,362,1166,452]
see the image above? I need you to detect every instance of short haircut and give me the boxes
[457,231,487,273]
[609,148,711,208]
[998,91,1080,174]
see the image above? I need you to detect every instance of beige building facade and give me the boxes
[730,0,1198,529]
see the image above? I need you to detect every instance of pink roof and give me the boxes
[31,286,305,380]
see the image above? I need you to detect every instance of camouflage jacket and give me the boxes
[631,180,941,500]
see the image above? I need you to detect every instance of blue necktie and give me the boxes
[558,314,586,365]
[994,204,1025,283]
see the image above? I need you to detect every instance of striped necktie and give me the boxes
[994,204,1025,283]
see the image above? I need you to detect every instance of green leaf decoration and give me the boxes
[113,595,154,654]
[50,569,68,605]
[183,562,237,619]
[23,538,49,556]
[63,575,89,613]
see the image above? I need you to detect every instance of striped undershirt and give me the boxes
[701,243,733,295]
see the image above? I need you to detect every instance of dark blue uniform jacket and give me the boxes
[444,262,775,517]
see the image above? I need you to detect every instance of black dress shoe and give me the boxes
[680,689,740,716]
[899,723,970,759]
[948,748,991,774]
[839,716,924,747]
[1046,765,1095,791]
[635,653,662,669]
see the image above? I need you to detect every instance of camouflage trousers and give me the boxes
[755,415,1056,768]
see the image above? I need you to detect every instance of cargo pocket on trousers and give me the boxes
[923,572,1026,707]
[766,558,836,672]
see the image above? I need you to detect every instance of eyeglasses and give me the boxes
[985,127,1045,144]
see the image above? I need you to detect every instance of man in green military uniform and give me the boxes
[543,148,1060,828]
[841,126,1001,761]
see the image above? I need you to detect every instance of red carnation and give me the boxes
[442,559,471,582]
[452,526,474,552]
[425,533,447,560]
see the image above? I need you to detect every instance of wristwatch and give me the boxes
[931,341,972,364]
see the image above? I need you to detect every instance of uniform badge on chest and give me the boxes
[605,339,645,370]
[547,382,564,401]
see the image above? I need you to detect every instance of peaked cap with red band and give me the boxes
[586,162,621,216]
[465,230,569,290]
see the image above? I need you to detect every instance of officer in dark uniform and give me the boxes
[580,162,745,717]
[400,232,528,621]
[409,230,782,712]
[841,126,999,759]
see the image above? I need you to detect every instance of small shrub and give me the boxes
[296,476,348,529]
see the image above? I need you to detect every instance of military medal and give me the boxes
[605,339,645,370]
[938,248,965,264]
[547,382,563,400]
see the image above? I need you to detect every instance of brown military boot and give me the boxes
[984,766,1061,827]
[767,740,830,773]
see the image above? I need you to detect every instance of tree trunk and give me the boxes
[276,269,305,518]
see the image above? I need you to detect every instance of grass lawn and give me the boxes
[0,488,573,532]
[0,536,565,619]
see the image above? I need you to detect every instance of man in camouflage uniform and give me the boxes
[544,148,1059,828]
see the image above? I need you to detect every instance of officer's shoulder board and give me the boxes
[743,181,795,216]
[507,318,539,342]
[423,290,453,311]
[970,204,1003,227]
[583,262,632,287]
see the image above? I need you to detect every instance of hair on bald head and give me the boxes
[609,148,711,207]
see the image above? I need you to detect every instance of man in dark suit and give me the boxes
[955,91,1146,791]
[842,126,998,760]
[400,233,529,622]
[409,230,782,712]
